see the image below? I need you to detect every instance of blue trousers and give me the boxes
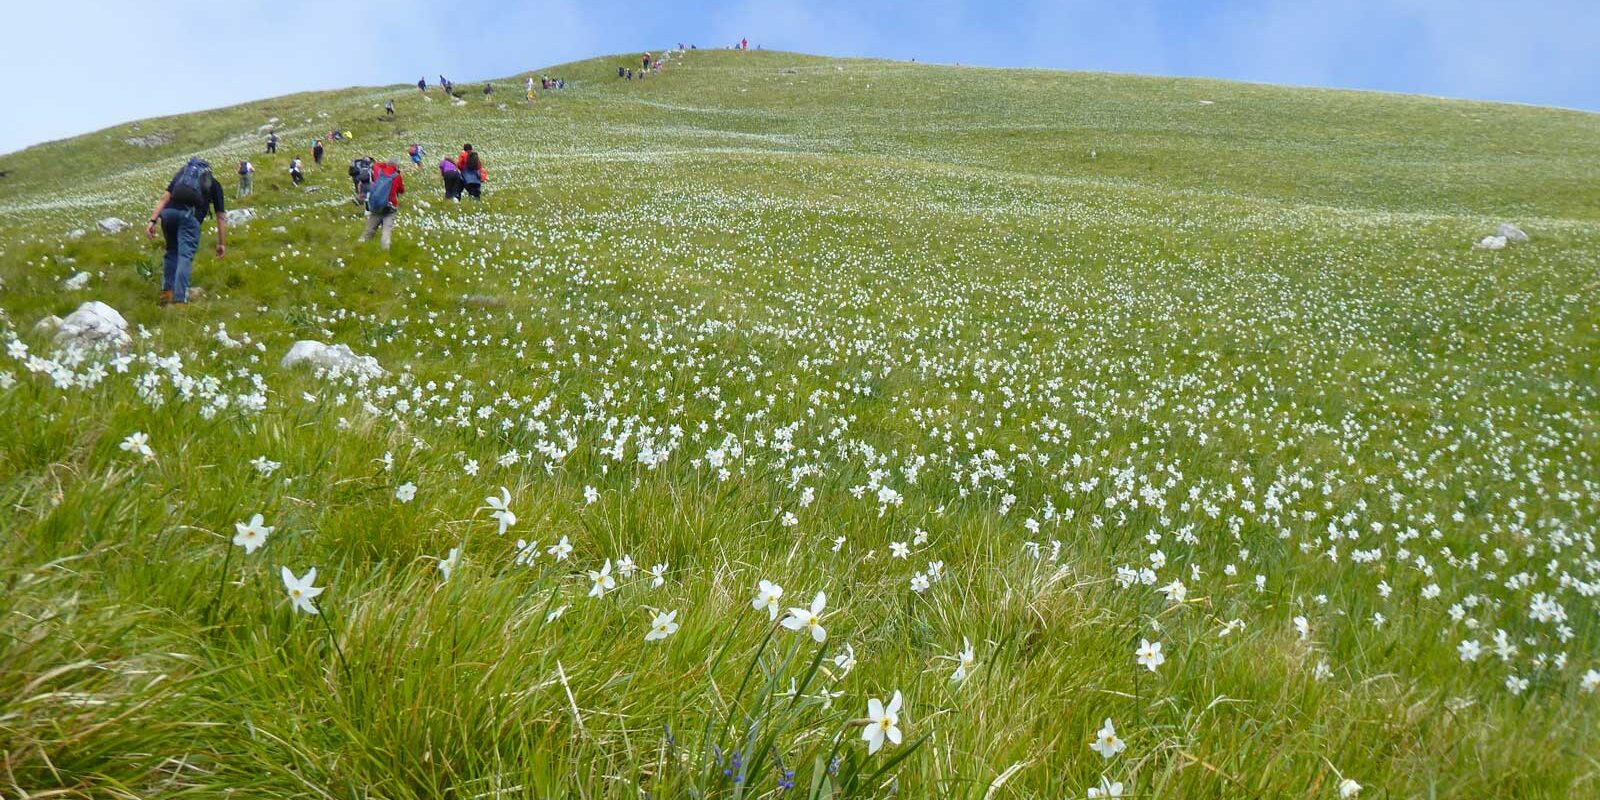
[160,207,200,302]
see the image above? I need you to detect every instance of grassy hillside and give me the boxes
[2,50,1599,799]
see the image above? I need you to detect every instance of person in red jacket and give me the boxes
[358,159,406,250]
[455,144,486,200]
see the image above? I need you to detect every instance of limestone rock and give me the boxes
[97,217,129,234]
[62,271,91,291]
[54,301,130,351]
[1474,235,1507,251]
[281,340,385,380]
[224,208,256,225]
[1496,223,1528,243]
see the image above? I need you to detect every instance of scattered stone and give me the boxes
[54,301,130,351]
[224,208,256,225]
[62,271,91,291]
[272,226,288,234]
[33,315,62,336]
[66,229,85,240]
[97,217,129,234]
[281,340,385,380]
[124,132,174,148]
[257,123,275,133]
[1475,235,1507,251]
[1496,223,1528,242]
[189,287,208,300]
[1199,100,1215,105]
[461,293,505,308]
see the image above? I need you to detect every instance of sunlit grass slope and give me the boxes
[2,49,1599,799]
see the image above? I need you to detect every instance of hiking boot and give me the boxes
[157,290,173,306]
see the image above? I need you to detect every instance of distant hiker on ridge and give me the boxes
[357,159,405,251]
[417,77,426,92]
[144,157,226,306]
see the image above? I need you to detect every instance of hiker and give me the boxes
[642,52,651,71]
[313,140,325,166]
[417,77,426,92]
[438,157,461,200]
[741,38,748,50]
[289,157,304,186]
[237,160,255,198]
[358,159,405,250]
[455,144,485,200]
[483,83,493,99]
[348,156,374,205]
[266,132,278,154]
[618,66,625,79]
[626,69,633,81]
[144,157,226,306]
[408,143,425,169]
[385,99,395,116]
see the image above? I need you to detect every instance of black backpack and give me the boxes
[170,158,213,207]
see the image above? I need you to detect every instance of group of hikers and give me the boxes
[143,51,687,306]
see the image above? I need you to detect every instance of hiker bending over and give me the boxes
[358,159,405,250]
[438,157,461,200]
[289,158,304,186]
[455,144,486,200]
[348,156,374,205]
[145,158,225,306]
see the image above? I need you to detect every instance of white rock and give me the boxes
[62,271,91,290]
[281,340,385,380]
[54,301,130,351]
[1475,235,1507,251]
[451,98,467,107]
[66,229,86,240]
[97,217,129,234]
[271,226,288,233]
[1496,223,1528,242]
[33,315,62,335]
[225,208,256,225]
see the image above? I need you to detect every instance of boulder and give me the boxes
[54,301,130,351]
[97,217,129,234]
[224,208,256,225]
[1496,223,1528,243]
[1474,235,1507,251]
[62,271,91,290]
[281,340,385,380]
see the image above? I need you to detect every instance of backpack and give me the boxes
[408,144,418,156]
[169,158,213,208]
[239,161,250,175]
[366,172,395,213]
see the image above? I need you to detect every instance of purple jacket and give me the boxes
[439,159,458,174]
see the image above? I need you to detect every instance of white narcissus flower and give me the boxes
[588,559,616,598]
[232,513,273,554]
[120,431,154,461]
[951,637,975,683]
[439,546,460,581]
[645,609,679,641]
[752,579,784,620]
[1338,778,1362,798]
[1136,639,1165,672]
[1582,669,1600,694]
[650,562,668,587]
[584,485,599,505]
[1089,718,1125,759]
[482,486,516,534]
[281,567,324,615]
[395,482,417,503]
[547,535,572,561]
[861,690,903,754]
[782,591,828,642]
[1087,775,1125,798]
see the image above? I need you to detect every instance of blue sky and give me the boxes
[3,0,1596,154]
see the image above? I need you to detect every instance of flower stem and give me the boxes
[319,608,351,680]
[205,544,234,627]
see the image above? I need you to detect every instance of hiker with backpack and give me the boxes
[289,157,304,186]
[144,158,226,306]
[455,144,486,200]
[409,143,425,169]
[237,160,255,198]
[266,132,278,154]
[358,159,405,250]
[348,156,374,206]
[438,157,461,201]
[417,77,426,92]
[386,99,395,116]
[313,140,325,166]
